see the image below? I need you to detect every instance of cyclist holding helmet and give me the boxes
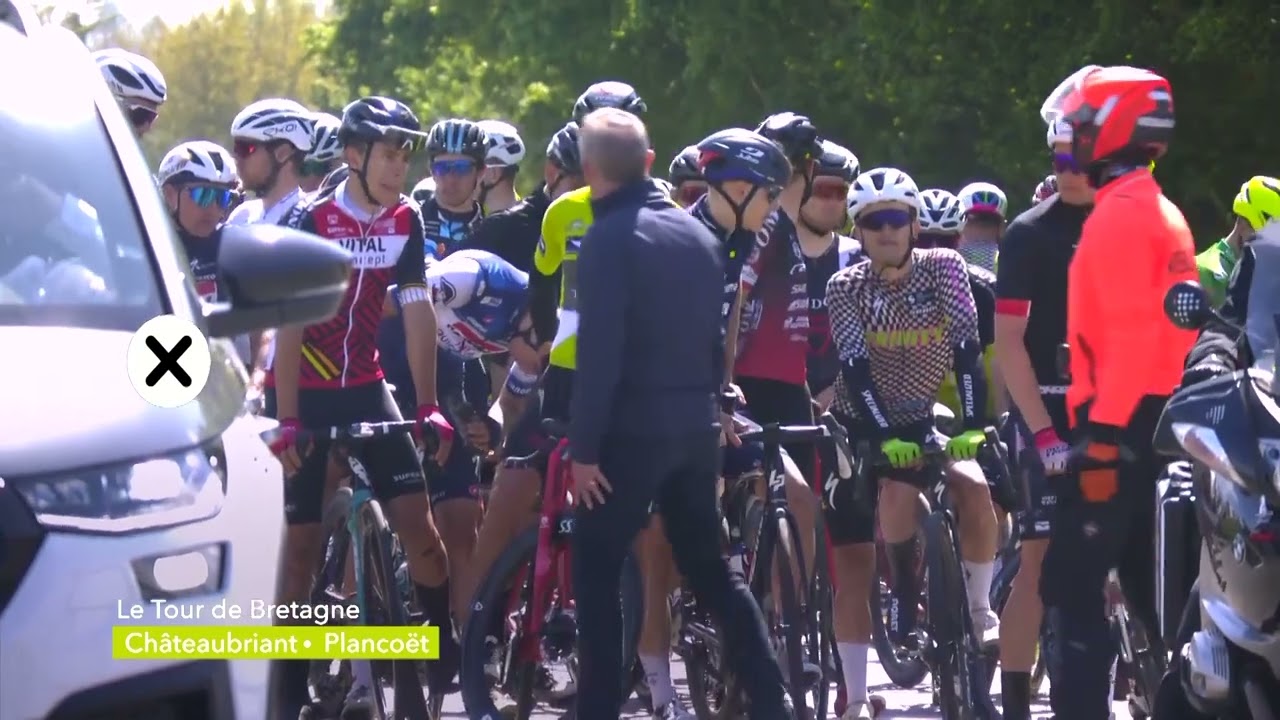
[1197,175,1280,307]
[421,118,489,258]
[300,112,342,193]
[956,181,1008,272]
[474,119,525,215]
[93,49,165,136]
[668,145,706,208]
[1040,64,1196,719]
[1031,174,1059,206]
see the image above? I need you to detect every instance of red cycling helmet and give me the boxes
[1047,65,1174,169]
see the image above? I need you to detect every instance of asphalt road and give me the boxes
[432,653,1135,718]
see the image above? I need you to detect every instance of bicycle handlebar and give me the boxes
[258,419,426,447]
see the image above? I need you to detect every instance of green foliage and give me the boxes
[305,0,1277,239]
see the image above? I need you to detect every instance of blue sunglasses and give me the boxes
[431,159,478,177]
[186,186,237,210]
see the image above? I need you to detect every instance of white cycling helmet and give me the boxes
[847,167,921,219]
[919,189,964,233]
[93,49,166,106]
[307,112,343,164]
[957,181,1008,219]
[230,98,315,152]
[411,176,436,205]
[1046,118,1072,148]
[156,140,238,186]
[477,119,525,167]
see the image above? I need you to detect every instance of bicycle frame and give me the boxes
[341,453,381,624]
[511,437,575,666]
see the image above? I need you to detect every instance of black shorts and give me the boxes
[734,376,816,485]
[821,416,945,545]
[392,359,486,507]
[1011,394,1072,541]
[502,364,573,463]
[266,381,424,526]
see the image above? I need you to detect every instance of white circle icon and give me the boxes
[127,314,213,408]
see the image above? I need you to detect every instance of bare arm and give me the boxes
[273,325,304,419]
[994,314,1052,432]
[402,301,439,407]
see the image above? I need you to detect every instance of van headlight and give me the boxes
[7,443,226,533]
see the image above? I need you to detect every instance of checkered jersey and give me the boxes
[827,248,980,427]
[959,240,998,274]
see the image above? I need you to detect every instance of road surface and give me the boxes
[432,653,1135,718]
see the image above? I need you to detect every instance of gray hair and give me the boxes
[579,108,650,184]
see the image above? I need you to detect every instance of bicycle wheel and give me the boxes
[357,499,431,719]
[686,612,742,720]
[308,488,356,717]
[869,538,929,689]
[759,511,818,717]
[807,515,837,719]
[923,512,975,719]
[459,526,643,720]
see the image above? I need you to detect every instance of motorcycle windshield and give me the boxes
[1246,222,1280,377]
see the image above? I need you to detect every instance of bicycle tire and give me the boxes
[808,515,837,719]
[869,542,930,689]
[308,488,357,717]
[459,526,643,720]
[765,512,814,717]
[357,499,431,720]
[924,512,975,719]
[988,549,1049,694]
[686,616,742,720]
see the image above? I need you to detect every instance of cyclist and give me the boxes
[475,119,524,215]
[668,144,706,208]
[156,139,239,300]
[1031,174,1058,206]
[421,118,488,259]
[464,121,584,274]
[824,168,1001,679]
[956,181,1007,272]
[1197,175,1279,307]
[1041,64,1195,719]
[572,79,647,124]
[801,140,863,412]
[300,112,342,193]
[916,188,964,249]
[266,96,456,719]
[92,48,165,136]
[455,122,587,637]
[992,116,1093,720]
[226,98,314,226]
[378,247,542,624]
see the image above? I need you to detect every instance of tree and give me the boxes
[315,0,1278,239]
[132,0,336,166]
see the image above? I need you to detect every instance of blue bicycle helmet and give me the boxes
[696,129,791,187]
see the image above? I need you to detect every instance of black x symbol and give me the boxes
[145,335,193,387]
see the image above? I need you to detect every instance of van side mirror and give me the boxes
[1164,280,1212,331]
[204,223,351,338]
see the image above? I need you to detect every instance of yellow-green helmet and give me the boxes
[1232,176,1280,230]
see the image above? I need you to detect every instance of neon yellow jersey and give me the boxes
[535,186,594,370]
[482,189,521,217]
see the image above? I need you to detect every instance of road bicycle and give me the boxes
[685,415,849,719]
[459,419,642,720]
[856,428,1011,720]
[271,420,436,720]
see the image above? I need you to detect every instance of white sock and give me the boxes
[837,642,870,702]
[963,560,994,612]
[639,653,675,708]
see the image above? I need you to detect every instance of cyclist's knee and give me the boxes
[433,497,482,540]
[831,543,874,590]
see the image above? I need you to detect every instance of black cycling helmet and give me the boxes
[338,96,426,148]
[755,112,823,167]
[426,118,488,163]
[668,145,702,185]
[696,129,791,187]
[546,121,582,176]
[572,81,646,124]
[812,140,860,183]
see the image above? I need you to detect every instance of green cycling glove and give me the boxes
[880,438,922,468]
[946,429,986,461]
